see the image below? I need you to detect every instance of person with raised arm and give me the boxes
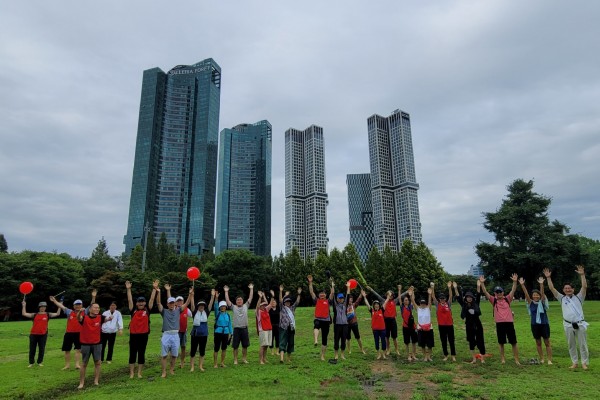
[544,266,588,369]
[431,282,456,361]
[308,274,334,361]
[346,288,366,355]
[165,284,193,369]
[365,284,407,356]
[268,288,281,356]
[455,281,486,363]
[189,289,215,372]
[224,282,254,365]
[155,282,193,378]
[479,274,520,365]
[409,286,434,362]
[332,281,351,361]
[255,290,275,364]
[213,290,232,368]
[363,289,390,360]
[278,285,301,363]
[519,276,552,364]
[399,287,418,361]
[77,300,108,389]
[49,288,96,370]
[125,280,156,379]
[100,301,123,364]
[22,298,61,368]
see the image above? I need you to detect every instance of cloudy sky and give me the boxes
[1,1,599,274]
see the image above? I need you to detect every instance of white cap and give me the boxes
[175,296,184,302]
[218,301,227,308]
[167,297,176,303]
[73,299,83,305]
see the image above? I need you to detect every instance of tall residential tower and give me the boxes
[285,125,328,260]
[215,120,272,256]
[123,58,221,255]
[346,173,374,263]
[368,109,422,252]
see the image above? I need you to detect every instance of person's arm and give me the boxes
[354,292,363,308]
[189,288,195,312]
[256,291,263,312]
[223,286,232,307]
[308,275,317,301]
[49,296,67,312]
[155,283,163,313]
[182,287,193,309]
[329,279,334,301]
[207,289,216,311]
[344,282,351,306]
[576,265,587,299]
[164,284,172,300]
[295,288,302,307]
[117,311,124,333]
[90,288,97,307]
[247,283,254,306]
[478,276,492,300]
[278,285,284,304]
[507,273,518,299]
[542,268,560,299]
[397,285,403,304]
[426,288,433,309]
[363,292,370,309]
[519,277,531,304]
[366,285,385,303]
[537,276,546,301]
[447,281,453,303]
[408,287,418,308]
[125,281,134,311]
[21,301,35,319]
[453,282,463,306]
[148,280,158,310]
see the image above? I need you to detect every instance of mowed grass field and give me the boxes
[0,300,598,400]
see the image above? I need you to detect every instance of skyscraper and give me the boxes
[367,109,422,253]
[123,58,221,256]
[285,125,328,260]
[346,173,374,263]
[215,120,272,256]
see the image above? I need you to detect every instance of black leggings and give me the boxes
[438,325,456,356]
[129,333,149,364]
[29,334,47,365]
[465,320,486,355]
[190,335,208,357]
[101,332,116,361]
[334,325,348,351]
[270,324,280,349]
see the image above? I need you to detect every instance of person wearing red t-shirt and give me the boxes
[125,280,156,379]
[49,288,96,370]
[366,284,408,356]
[22,299,61,367]
[77,302,108,389]
[480,274,521,365]
[431,282,456,362]
[363,291,389,360]
[308,275,334,361]
[255,291,275,364]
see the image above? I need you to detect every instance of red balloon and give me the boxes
[347,279,358,290]
[19,281,34,295]
[187,266,200,280]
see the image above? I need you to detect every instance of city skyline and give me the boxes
[2,1,600,274]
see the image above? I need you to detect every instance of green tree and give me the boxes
[0,233,7,253]
[84,237,118,283]
[476,179,584,287]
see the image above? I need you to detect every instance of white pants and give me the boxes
[563,322,588,365]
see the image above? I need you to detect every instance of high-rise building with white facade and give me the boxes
[367,109,422,253]
[285,125,328,260]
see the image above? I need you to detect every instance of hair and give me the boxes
[563,282,574,288]
[110,301,118,306]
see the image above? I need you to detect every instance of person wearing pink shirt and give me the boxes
[479,274,521,365]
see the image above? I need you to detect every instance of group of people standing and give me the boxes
[20,265,590,388]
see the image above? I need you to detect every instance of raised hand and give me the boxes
[452,282,458,289]
[248,283,254,289]
[430,282,435,288]
[518,277,525,285]
[49,296,56,302]
[427,287,432,295]
[543,268,551,278]
[307,275,313,283]
[125,281,132,289]
[257,290,264,298]
[22,301,26,307]
[211,288,216,297]
[279,285,284,292]
[360,289,366,297]
[223,285,229,292]
[576,265,585,275]
[189,287,194,294]
[346,281,351,288]
[447,281,452,288]
[537,276,545,284]
[510,273,518,282]
[285,291,290,297]
[270,289,275,297]
[478,276,485,283]
[153,280,160,290]
[297,288,302,294]
[164,283,171,291]
[91,289,97,297]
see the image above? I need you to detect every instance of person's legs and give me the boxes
[279,329,288,363]
[101,332,109,362]
[199,336,207,371]
[37,334,47,365]
[93,360,101,385]
[448,325,456,360]
[563,325,578,367]
[137,333,148,377]
[189,335,199,371]
[439,326,449,359]
[320,322,330,361]
[313,319,320,345]
[340,325,348,358]
[28,335,37,366]
[106,333,116,362]
[384,319,392,355]
[576,327,589,368]
[287,329,295,362]
[543,338,553,364]
[535,338,543,361]
[78,345,91,389]
[333,324,341,359]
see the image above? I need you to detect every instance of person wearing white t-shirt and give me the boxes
[544,266,588,370]
[101,302,123,363]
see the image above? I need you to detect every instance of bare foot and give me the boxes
[221,363,226,368]
[243,360,249,364]
[321,356,325,361]
[169,369,175,375]
[94,381,99,386]
[376,354,382,360]
[569,364,578,369]
[452,356,456,362]
[470,359,477,364]
[515,361,521,366]
[62,366,70,370]
[129,374,134,379]
[75,365,81,369]
[382,354,387,360]
[137,374,143,378]
[199,367,205,372]
[214,364,218,369]
[161,372,167,378]
[501,358,506,364]
[77,384,84,389]
[408,356,412,362]
[341,356,346,360]
[395,351,401,356]
[547,360,553,365]
[260,361,265,365]
[480,358,485,364]
[582,364,588,370]
[190,367,194,372]
[234,360,238,365]
[362,350,367,355]
[443,356,448,361]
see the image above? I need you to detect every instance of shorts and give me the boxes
[161,333,180,357]
[496,322,517,345]
[531,324,550,340]
[178,332,187,347]
[384,318,398,339]
[417,329,434,348]
[213,333,229,352]
[62,332,81,351]
[232,327,250,349]
[347,323,361,340]
[313,319,331,330]
[81,344,102,364]
[259,330,272,347]
[402,326,418,344]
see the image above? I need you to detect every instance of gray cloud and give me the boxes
[1,1,599,274]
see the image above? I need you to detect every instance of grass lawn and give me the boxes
[0,299,597,400]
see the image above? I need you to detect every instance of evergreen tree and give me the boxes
[0,233,7,253]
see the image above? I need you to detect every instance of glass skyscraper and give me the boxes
[346,173,374,263]
[123,58,221,255]
[285,125,328,260]
[368,109,422,252]
[215,120,272,256]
